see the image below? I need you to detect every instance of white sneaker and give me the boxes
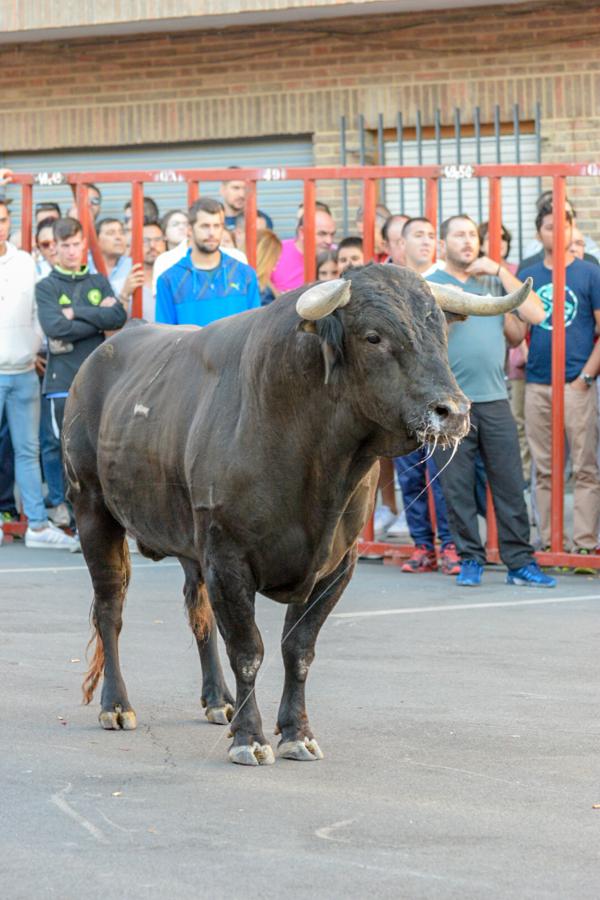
[387,512,409,538]
[47,503,71,528]
[374,504,396,537]
[25,522,79,550]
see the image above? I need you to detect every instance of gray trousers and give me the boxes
[434,399,534,569]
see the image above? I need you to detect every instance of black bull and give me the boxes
[62,264,519,766]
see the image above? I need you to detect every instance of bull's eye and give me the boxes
[366,333,381,344]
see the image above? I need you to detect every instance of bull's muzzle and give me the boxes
[426,396,471,442]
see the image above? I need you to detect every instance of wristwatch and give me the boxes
[578,371,595,387]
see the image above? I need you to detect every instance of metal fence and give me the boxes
[7,162,599,569]
[340,103,543,262]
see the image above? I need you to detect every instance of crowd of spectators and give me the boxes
[0,165,598,584]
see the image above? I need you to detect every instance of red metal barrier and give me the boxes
[6,163,600,568]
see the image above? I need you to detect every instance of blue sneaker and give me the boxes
[506,562,557,588]
[456,560,483,586]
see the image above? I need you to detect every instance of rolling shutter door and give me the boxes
[3,136,313,240]
[384,133,538,264]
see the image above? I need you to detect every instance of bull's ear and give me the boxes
[443,311,468,324]
[316,314,345,385]
[298,319,317,334]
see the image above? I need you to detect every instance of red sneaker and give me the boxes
[440,542,461,576]
[401,545,437,573]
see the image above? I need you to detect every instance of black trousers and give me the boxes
[433,399,533,570]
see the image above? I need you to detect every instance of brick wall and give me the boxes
[1,0,599,235]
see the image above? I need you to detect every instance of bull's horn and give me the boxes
[428,277,533,316]
[296,279,351,320]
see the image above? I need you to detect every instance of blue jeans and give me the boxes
[40,395,66,507]
[394,448,453,549]
[0,370,48,527]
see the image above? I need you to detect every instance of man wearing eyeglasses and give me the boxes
[139,219,166,320]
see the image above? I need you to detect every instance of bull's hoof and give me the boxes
[205,704,234,725]
[228,742,275,767]
[99,707,137,731]
[277,737,324,761]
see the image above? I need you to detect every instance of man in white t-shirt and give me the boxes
[0,199,76,549]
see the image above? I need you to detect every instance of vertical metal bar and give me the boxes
[362,178,377,262]
[535,101,542,197]
[474,106,483,223]
[130,181,144,319]
[76,183,90,250]
[397,112,405,212]
[340,115,349,236]
[485,484,499,562]
[20,183,32,253]
[358,114,366,166]
[494,104,502,163]
[416,109,424,215]
[362,512,375,544]
[513,103,523,262]
[377,112,385,206]
[425,177,438,247]
[245,180,258,270]
[76,182,106,276]
[425,468,438,536]
[454,107,463,212]
[187,181,199,207]
[488,177,502,261]
[303,179,316,284]
[486,175,502,560]
[434,108,443,226]
[550,176,566,554]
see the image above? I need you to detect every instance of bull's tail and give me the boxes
[187,583,214,643]
[82,628,104,704]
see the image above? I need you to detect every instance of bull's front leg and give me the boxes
[276,548,357,761]
[205,555,274,767]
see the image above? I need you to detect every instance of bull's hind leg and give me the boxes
[179,559,234,725]
[276,548,357,761]
[76,493,136,731]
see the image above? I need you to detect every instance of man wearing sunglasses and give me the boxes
[34,216,58,279]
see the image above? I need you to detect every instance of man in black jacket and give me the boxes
[36,217,127,510]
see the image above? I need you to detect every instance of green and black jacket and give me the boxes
[36,265,127,395]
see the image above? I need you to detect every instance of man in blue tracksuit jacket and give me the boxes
[155,197,261,326]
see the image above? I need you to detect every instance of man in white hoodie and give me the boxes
[0,199,77,549]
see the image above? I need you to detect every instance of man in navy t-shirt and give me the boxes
[521,205,600,559]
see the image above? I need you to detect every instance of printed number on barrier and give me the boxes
[261,168,287,181]
[443,164,474,180]
[153,170,185,183]
[34,172,66,186]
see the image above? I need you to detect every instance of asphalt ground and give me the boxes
[1,543,600,900]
